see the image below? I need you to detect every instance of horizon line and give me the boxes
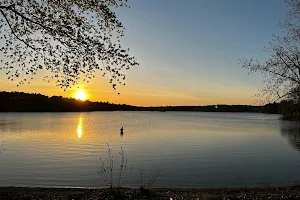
[0,90,269,107]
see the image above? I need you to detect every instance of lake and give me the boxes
[0,112,300,188]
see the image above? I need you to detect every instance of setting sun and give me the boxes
[75,90,87,101]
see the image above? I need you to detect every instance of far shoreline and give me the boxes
[0,110,273,113]
[1,91,273,113]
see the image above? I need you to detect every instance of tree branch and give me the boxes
[265,68,300,84]
[0,5,88,48]
[276,52,300,82]
[0,9,36,50]
[276,37,300,73]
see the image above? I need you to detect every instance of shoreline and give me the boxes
[1,186,300,199]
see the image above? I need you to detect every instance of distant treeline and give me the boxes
[0,91,273,113]
[140,105,262,112]
[0,91,137,112]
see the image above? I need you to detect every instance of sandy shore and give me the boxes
[0,186,300,200]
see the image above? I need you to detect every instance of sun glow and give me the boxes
[75,90,87,101]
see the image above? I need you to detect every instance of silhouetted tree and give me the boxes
[278,86,300,120]
[240,0,300,103]
[0,0,138,90]
[261,102,280,114]
[240,0,300,120]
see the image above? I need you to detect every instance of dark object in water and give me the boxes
[120,127,124,136]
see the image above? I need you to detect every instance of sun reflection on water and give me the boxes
[77,117,83,138]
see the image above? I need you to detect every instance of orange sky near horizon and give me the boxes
[0,69,259,106]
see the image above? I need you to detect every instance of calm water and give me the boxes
[0,112,300,188]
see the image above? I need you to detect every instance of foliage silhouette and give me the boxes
[0,0,138,90]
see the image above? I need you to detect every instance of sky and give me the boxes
[0,0,289,106]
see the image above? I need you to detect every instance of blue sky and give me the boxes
[0,0,289,105]
[114,0,288,105]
